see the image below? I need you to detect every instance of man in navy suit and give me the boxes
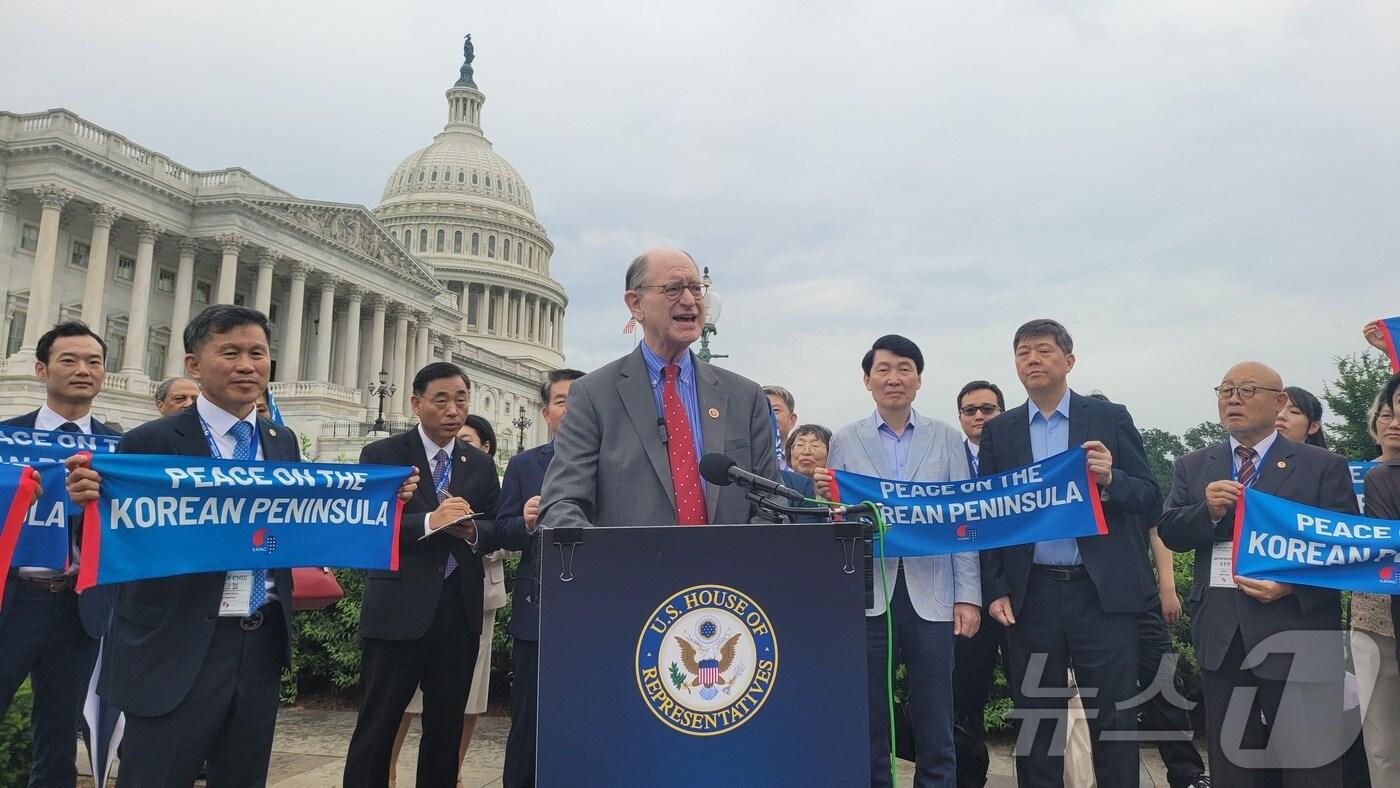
[979,319,1161,788]
[499,367,584,788]
[0,320,118,788]
[66,306,417,787]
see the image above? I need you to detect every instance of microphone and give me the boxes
[699,453,805,501]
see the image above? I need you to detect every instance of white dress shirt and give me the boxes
[195,395,277,603]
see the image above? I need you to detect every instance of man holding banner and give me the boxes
[977,319,1160,788]
[66,305,417,787]
[1158,361,1356,787]
[0,319,119,788]
[816,334,981,788]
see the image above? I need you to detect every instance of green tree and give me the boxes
[1139,428,1186,491]
[1182,421,1228,451]
[1322,351,1393,460]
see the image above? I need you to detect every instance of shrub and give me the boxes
[0,681,33,787]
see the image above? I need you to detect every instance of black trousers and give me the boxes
[1201,632,1343,788]
[1004,567,1139,788]
[1138,594,1206,788]
[953,614,1004,736]
[344,576,476,788]
[116,603,285,788]
[502,637,538,788]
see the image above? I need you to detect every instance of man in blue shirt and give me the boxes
[978,319,1161,788]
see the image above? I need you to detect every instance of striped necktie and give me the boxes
[230,421,265,614]
[434,449,458,577]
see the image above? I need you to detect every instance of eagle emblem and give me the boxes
[675,633,741,699]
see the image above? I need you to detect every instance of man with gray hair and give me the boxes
[154,376,199,416]
[763,385,798,470]
[540,247,780,529]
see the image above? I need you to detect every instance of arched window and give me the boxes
[528,246,534,267]
[403,229,412,249]
[517,242,523,263]
[485,175,492,188]
[487,235,496,257]
[430,169,438,182]
[418,170,425,183]
[453,231,463,253]
[436,229,445,252]
[457,170,465,183]
[419,229,428,251]
[471,233,480,255]
[472,172,479,185]
[502,237,510,261]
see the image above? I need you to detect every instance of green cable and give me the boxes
[804,495,897,786]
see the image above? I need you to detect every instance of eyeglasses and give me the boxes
[634,281,708,301]
[1214,384,1284,401]
[959,405,1002,417]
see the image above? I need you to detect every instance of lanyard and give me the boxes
[196,413,260,460]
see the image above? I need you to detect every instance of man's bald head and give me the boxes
[1217,361,1287,445]
[624,247,699,291]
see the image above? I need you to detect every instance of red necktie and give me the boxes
[662,364,707,525]
[1235,445,1257,487]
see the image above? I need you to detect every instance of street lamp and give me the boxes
[369,370,396,434]
[512,405,533,453]
[697,266,727,364]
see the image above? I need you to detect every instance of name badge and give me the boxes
[219,570,253,616]
[1210,542,1237,589]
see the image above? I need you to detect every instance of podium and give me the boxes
[536,523,870,787]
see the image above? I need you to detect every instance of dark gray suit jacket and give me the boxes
[357,428,499,641]
[539,347,781,528]
[1157,436,1356,681]
[1362,459,1400,666]
[978,391,1162,616]
[100,406,299,717]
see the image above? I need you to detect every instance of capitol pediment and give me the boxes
[246,198,441,291]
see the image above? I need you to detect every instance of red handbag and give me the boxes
[291,567,344,611]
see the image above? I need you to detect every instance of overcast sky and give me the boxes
[4,1,1396,435]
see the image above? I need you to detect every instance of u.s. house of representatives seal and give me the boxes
[636,584,778,736]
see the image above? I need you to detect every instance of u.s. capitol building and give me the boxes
[0,38,566,455]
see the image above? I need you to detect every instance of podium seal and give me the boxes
[636,584,778,735]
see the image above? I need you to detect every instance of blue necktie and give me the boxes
[434,449,457,577]
[231,421,266,614]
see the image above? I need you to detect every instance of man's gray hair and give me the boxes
[155,376,190,403]
[624,248,699,291]
[762,385,795,413]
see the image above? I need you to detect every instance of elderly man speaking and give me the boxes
[539,247,780,528]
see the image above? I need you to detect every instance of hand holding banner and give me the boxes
[1233,486,1400,593]
[829,447,1107,557]
[0,424,120,570]
[0,463,42,608]
[1370,316,1400,372]
[77,454,412,590]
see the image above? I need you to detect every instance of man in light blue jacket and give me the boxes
[817,334,981,788]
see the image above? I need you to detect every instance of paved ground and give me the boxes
[79,707,1182,787]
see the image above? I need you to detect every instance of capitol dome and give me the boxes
[375,36,566,370]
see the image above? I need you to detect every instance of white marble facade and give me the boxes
[0,46,566,455]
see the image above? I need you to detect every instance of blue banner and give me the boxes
[1232,487,1400,593]
[1350,461,1379,509]
[830,447,1107,557]
[78,454,411,589]
[0,463,42,608]
[0,424,120,569]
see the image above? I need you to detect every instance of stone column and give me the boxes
[79,205,121,328]
[367,296,386,405]
[339,285,363,388]
[414,313,430,371]
[215,234,244,305]
[556,305,564,351]
[313,276,337,382]
[456,283,468,314]
[165,239,199,376]
[280,262,308,382]
[536,298,546,343]
[20,185,73,354]
[389,307,409,415]
[0,193,18,353]
[254,249,276,315]
[121,223,162,376]
[441,337,454,363]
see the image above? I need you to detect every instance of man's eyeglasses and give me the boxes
[959,405,1002,417]
[634,282,708,301]
[1213,384,1283,401]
